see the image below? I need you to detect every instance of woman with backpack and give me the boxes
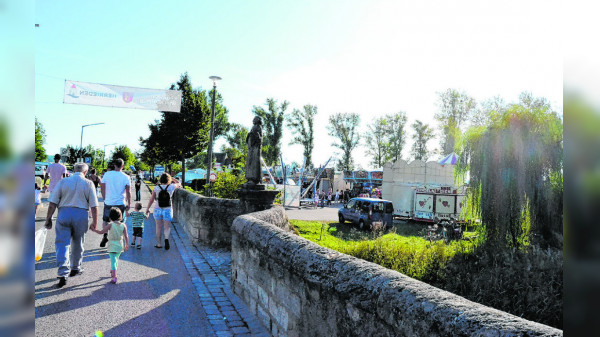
[145,173,180,250]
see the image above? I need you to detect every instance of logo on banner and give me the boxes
[122,92,134,103]
[68,84,79,98]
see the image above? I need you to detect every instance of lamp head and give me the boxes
[209,76,222,86]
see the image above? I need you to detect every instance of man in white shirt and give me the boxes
[99,158,131,247]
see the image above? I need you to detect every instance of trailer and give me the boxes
[384,183,466,222]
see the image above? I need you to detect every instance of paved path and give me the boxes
[284,203,343,221]
[35,180,268,337]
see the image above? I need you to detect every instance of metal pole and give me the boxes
[206,83,217,196]
[80,126,84,149]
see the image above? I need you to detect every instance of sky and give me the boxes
[34,0,562,170]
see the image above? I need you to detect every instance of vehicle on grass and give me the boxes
[338,197,394,230]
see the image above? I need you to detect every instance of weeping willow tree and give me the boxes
[457,103,563,249]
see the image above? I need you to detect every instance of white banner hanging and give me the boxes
[63,80,182,112]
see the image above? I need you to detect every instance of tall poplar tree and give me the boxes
[252,98,289,166]
[327,112,361,170]
[286,104,317,168]
[410,120,434,161]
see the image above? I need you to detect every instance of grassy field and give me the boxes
[290,219,479,281]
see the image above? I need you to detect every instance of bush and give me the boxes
[433,246,562,329]
[211,171,246,199]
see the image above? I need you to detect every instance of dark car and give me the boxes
[338,197,394,230]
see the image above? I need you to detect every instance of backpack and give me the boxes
[157,184,171,207]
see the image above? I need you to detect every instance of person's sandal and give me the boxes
[111,277,117,284]
[154,245,162,248]
[164,239,170,250]
[137,244,141,249]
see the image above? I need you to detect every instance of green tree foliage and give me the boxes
[385,111,408,163]
[111,145,135,167]
[64,145,101,167]
[435,89,477,155]
[410,120,434,161]
[0,119,12,159]
[286,105,317,168]
[222,123,249,169]
[252,98,289,166]
[35,118,47,162]
[212,171,246,199]
[365,116,389,168]
[458,100,563,249]
[139,73,229,184]
[327,112,361,170]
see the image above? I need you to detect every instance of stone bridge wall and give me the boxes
[231,207,562,337]
[172,189,244,248]
[172,188,293,248]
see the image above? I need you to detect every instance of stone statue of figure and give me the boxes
[245,116,263,185]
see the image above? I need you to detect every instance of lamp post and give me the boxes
[81,122,105,149]
[102,143,117,170]
[206,75,221,197]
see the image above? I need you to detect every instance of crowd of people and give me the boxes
[40,155,180,288]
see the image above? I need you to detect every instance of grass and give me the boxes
[290,219,562,329]
[290,219,478,281]
[144,180,156,191]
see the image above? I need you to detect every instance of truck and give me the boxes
[153,165,165,178]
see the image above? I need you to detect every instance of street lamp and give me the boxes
[80,122,105,149]
[206,76,222,197]
[102,143,117,169]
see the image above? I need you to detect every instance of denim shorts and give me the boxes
[153,207,173,221]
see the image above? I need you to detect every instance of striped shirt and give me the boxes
[130,211,147,228]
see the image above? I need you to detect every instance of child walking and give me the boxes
[130,202,147,248]
[94,207,128,283]
[35,182,42,218]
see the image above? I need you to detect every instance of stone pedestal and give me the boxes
[237,186,279,213]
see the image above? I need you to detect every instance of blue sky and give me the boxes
[34,0,562,169]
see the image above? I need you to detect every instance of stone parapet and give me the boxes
[231,208,562,337]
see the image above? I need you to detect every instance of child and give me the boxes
[130,202,147,249]
[93,207,129,283]
[35,182,42,218]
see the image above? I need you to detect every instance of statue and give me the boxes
[244,116,263,186]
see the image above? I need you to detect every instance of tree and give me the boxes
[365,116,389,168]
[473,95,507,127]
[327,112,361,170]
[458,101,563,249]
[111,145,135,167]
[286,105,317,168]
[435,89,477,155]
[140,73,229,184]
[385,111,408,163]
[410,120,434,161]
[252,98,289,166]
[64,145,101,167]
[35,118,47,162]
[221,123,249,170]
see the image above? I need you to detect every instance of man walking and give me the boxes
[44,154,67,196]
[45,162,98,288]
[100,158,131,247]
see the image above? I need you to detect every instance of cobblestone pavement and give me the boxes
[170,220,270,337]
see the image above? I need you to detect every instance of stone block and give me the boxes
[269,299,288,331]
[256,304,271,331]
[257,284,269,308]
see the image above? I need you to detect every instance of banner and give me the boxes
[63,80,182,112]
